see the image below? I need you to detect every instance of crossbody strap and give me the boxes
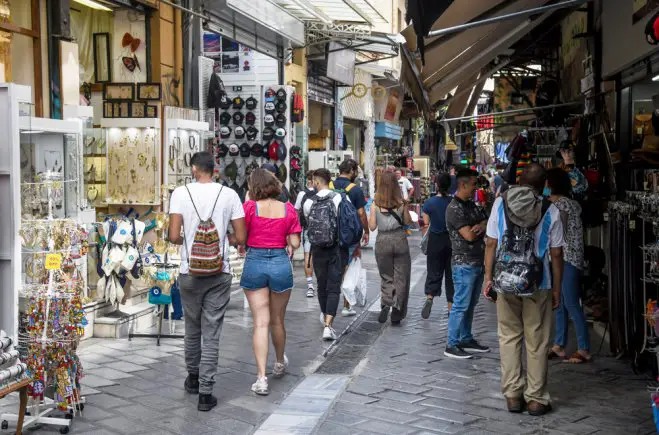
[385,207,404,227]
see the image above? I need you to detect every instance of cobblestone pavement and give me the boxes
[315,253,655,435]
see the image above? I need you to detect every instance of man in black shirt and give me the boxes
[444,168,490,359]
[332,159,369,317]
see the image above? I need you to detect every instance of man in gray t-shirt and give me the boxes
[444,169,490,360]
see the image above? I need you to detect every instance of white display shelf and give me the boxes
[19,117,79,135]
[167,119,209,131]
[100,117,161,129]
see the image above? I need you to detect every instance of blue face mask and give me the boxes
[542,187,551,197]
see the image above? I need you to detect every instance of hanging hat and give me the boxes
[263,127,275,141]
[262,163,277,174]
[220,126,232,139]
[290,145,302,158]
[239,143,251,157]
[290,157,301,170]
[245,160,259,179]
[219,112,231,125]
[275,101,287,113]
[228,143,240,156]
[217,143,229,158]
[264,114,275,127]
[275,113,287,127]
[276,88,287,101]
[268,141,279,160]
[277,142,287,161]
[219,94,231,110]
[225,160,238,181]
[232,112,244,125]
[277,164,287,183]
[264,88,276,102]
[275,127,286,140]
[251,143,263,157]
[245,111,256,125]
[232,96,244,109]
[245,96,258,110]
[261,143,270,157]
[264,101,276,114]
[234,126,246,139]
[290,167,301,182]
[646,12,659,44]
[246,126,259,140]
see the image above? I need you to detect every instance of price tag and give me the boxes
[45,253,62,270]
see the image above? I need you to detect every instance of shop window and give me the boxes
[70,4,112,85]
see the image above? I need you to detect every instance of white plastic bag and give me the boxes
[356,267,367,307]
[341,257,362,307]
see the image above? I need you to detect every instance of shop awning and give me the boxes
[401,0,578,108]
[270,0,387,25]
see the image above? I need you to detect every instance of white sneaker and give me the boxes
[251,376,269,396]
[272,354,288,378]
[323,326,337,341]
[306,286,315,298]
[320,312,326,326]
[341,307,357,317]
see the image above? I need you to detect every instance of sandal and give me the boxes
[564,351,592,364]
[548,347,566,360]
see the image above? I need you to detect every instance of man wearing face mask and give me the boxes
[331,159,369,316]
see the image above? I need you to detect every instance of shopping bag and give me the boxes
[341,257,361,307]
[420,231,429,255]
[356,267,367,307]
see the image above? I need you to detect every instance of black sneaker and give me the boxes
[421,298,433,319]
[198,393,218,412]
[460,339,490,353]
[444,346,473,359]
[184,374,199,394]
[378,306,390,324]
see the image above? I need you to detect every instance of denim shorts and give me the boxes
[240,248,294,293]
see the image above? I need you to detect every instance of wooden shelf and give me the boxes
[0,378,30,399]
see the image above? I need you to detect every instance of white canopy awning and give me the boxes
[270,0,387,25]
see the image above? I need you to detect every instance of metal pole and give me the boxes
[160,0,209,20]
[441,100,582,122]
[427,0,590,38]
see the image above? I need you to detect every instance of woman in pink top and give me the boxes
[241,168,301,396]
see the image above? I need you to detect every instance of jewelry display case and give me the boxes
[164,119,210,187]
[101,118,161,205]
[82,127,107,208]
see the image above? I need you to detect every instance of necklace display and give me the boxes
[106,127,160,204]
[167,129,201,187]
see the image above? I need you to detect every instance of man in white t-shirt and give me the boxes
[482,163,564,417]
[295,170,317,297]
[395,168,414,201]
[168,152,245,412]
[303,168,342,341]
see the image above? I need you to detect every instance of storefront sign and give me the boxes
[375,121,403,140]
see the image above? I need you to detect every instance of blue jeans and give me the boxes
[241,248,294,293]
[448,264,483,347]
[554,263,590,351]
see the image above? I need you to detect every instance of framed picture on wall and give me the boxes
[93,33,111,83]
[103,83,134,101]
[112,103,121,118]
[119,101,130,118]
[103,101,114,118]
[137,83,162,100]
[130,102,146,118]
[145,105,158,118]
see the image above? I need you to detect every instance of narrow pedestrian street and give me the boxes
[1,239,653,435]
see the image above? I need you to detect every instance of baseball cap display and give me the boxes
[276,88,287,101]
[245,112,256,125]
[217,143,229,158]
[276,164,287,183]
[275,113,287,127]
[219,112,231,125]
[245,160,259,179]
[228,144,240,156]
[245,96,258,110]
[225,161,238,181]
[277,142,287,160]
[264,114,275,126]
[275,101,287,113]
[264,101,275,114]
[234,126,246,139]
[232,96,244,109]
[239,143,251,157]
[263,127,275,140]
[232,111,244,125]
[261,143,270,156]
[251,143,263,157]
[220,126,232,138]
[264,88,276,102]
[268,141,279,160]
[246,126,259,140]
[290,145,302,158]
[274,128,286,140]
[291,157,301,170]
[262,163,277,174]
[219,95,231,109]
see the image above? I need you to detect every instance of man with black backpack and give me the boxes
[483,163,565,417]
[303,169,343,341]
[331,159,369,317]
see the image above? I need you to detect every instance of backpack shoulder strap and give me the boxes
[185,186,202,221]
[540,198,552,219]
[329,181,335,190]
[346,183,356,192]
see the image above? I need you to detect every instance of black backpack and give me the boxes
[493,199,552,296]
[307,193,338,248]
[298,187,315,228]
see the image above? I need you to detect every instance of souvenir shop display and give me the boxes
[82,127,107,208]
[0,331,28,393]
[164,116,210,188]
[101,118,161,205]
